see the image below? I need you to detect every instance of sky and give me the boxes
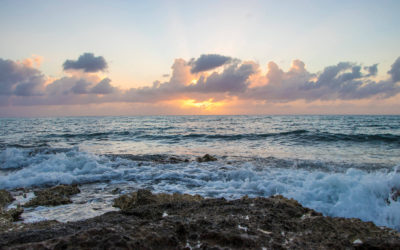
[1,0,400,116]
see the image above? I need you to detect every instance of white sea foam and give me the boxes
[0,148,32,169]
[1,147,400,230]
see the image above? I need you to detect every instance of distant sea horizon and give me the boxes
[1,113,400,118]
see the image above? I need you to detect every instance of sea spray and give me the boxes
[1,146,400,230]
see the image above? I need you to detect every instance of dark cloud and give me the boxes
[246,58,400,102]
[388,57,400,82]
[1,56,399,107]
[364,64,378,76]
[63,53,108,72]
[70,79,91,94]
[122,60,256,103]
[46,77,84,95]
[13,76,43,96]
[190,54,232,73]
[0,59,45,96]
[90,78,115,94]
[46,77,115,96]
[189,62,256,93]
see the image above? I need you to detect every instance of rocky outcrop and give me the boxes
[113,189,203,210]
[23,185,80,208]
[0,190,14,208]
[1,191,399,249]
[196,154,217,162]
[0,189,23,232]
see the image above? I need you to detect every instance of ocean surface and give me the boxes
[1,115,400,230]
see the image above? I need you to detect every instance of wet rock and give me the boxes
[110,154,189,164]
[1,194,400,249]
[0,207,24,232]
[196,154,217,162]
[0,190,24,232]
[6,208,23,222]
[0,190,14,209]
[391,187,400,201]
[113,189,203,211]
[23,184,80,208]
[111,188,121,194]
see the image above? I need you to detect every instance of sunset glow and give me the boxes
[180,98,226,110]
[0,0,399,116]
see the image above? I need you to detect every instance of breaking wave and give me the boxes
[1,147,400,230]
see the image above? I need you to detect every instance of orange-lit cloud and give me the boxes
[21,55,43,68]
[1,53,400,115]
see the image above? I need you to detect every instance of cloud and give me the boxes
[63,53,108,72]
[90,78,115,94]
[188,62,257,93]
[45,76,116,96]
[189,54,232,73]
[388,57,400,82]
[0,58,45,96]
[1,55,400,109]
[122,59,256,103]
[70,79,91,94]
[364,64,378,76]
[245,58,400,102]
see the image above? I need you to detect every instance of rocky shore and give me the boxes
[1,188,400,249]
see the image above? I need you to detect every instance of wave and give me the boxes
[137,130,400,145]
[36,128,400,145]
[1,147,400,230]
[43,131,135,139]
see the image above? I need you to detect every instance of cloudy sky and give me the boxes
[1,0,400,116]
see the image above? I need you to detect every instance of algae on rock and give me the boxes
[0,190,23,232]
[24,184,80,208]
[113,189,203,211]
[0,190,14,209]
[196,154,217,162]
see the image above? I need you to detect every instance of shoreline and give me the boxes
[1,188,400,249]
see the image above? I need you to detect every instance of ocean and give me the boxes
[1,115,399,230]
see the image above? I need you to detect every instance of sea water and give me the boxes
[0,115,399,230]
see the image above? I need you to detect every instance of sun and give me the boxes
[180,98,225,110]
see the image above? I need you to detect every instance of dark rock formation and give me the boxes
[196,154,217,162]
[23,184,80,208]
[0,190,23,232]
[113,189,203,210]
[108,154,190,164]
[0,191,399,249]
[0,190,14,208]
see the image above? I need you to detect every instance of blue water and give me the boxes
[1,115,400,229]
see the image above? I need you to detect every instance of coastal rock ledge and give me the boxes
[1,191,400,249]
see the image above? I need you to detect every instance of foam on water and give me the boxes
[1,147,400,230]
[16,184,120,223]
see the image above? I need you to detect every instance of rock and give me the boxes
[23,184,80,208]
[110,154,189,164]
[0,190,14,209]
[113,189,203,211]
[1,207,23,222]
[7,207,23,222]
[111,188,121,194]
[196,154,217,162]
[0,190,23,232]
[391,187,400,201]
[1,194,400,249]
[0,207,24,232]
